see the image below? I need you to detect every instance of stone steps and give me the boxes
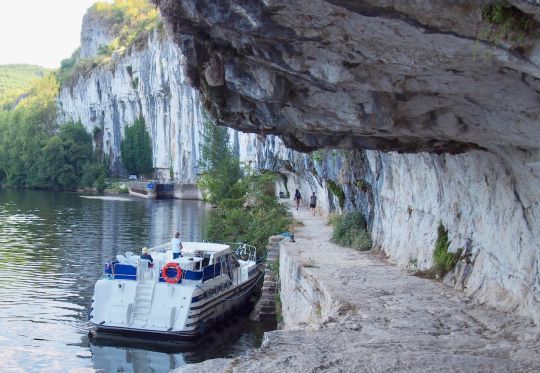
[250,235,284,321]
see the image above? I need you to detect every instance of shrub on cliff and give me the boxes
[57,1,160,86]
[120,117,153,176]
[432,222,462,278]
[91,0,159,53]
[330,212,372,251]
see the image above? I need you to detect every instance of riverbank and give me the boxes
[176,208,540,372]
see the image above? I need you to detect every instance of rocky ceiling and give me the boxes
[154,0,540,153]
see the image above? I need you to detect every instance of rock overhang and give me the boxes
[154,0,540,154]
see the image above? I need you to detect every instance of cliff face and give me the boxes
[244,141,540,322]
[58,28,203,181]
[153,0,540,322]
[58,2,540,323]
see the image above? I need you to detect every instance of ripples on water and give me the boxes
[0,189,274,372]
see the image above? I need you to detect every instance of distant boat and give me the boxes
[90,242,264,339]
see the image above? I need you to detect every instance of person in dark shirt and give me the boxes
[309,192,317,216]
[140,247,154,267]
[294,189,302,211]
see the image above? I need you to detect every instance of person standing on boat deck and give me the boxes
[140,247,153,267]
[171,231,183,259]
[294,189,302,211]
[309,192,317,216]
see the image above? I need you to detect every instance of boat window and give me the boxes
[196,251,211,267]
[202,255,211,268]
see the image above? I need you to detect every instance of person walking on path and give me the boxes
[294,189,302,211]
[309,192,317,216]
[171,231,183,259]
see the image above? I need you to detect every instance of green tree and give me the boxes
[197,118,242,204]
[205,173,291,251]
[120,116,153,176]
[0,75,104,191]
[0,75,58,187]
[32,122,96,190]
[197,117,291,253]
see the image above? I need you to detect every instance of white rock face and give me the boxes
[368,149,540,322]
[58,31,204,182]
[256,143,540,324]
[79,9,116,59]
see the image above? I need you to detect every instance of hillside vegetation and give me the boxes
[0,75,106,190]
[0,64,51,102]
[57,0,160,85]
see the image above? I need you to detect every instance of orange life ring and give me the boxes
[162,262,183,284]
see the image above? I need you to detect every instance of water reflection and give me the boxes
[0,189,272,372]
[90,314,275,372]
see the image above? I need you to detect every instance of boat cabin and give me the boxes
[105,242,244,284]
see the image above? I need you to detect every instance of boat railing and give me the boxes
[137,259,158,282]
[148,242,171,253]
[233,242,257,262]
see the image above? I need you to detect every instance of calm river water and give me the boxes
[0,189,274,372]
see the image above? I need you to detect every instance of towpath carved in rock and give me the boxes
[176,208,540,372]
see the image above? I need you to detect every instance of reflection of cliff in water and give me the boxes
[90,313,277,371]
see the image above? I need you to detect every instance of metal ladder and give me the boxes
[131,280,155,325]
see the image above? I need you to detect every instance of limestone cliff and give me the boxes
[58,22,203,181]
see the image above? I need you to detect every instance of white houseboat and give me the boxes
[89,242,264,339]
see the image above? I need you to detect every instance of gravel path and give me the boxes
[177,209,540,372]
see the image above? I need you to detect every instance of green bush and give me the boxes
[479,3,538,49]
[108,182,129,193]
[483,4,534,32]
[432,222,462,277]
[206,194,291,253]
[95,175,107,192]
[311,150,323,163]
[81,162,107,189]
[330,212,372,251]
